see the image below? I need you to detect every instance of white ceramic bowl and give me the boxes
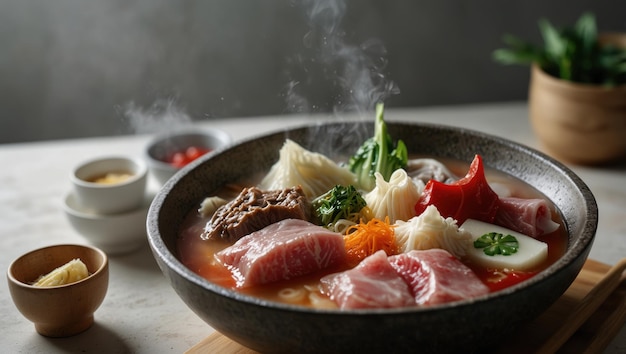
[144,128,231,186]
[63,192,151,255]
[71,156,147,214]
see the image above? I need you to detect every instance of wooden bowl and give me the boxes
[7,244,109,337]
[528,35,626,165]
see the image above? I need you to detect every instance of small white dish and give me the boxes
[71,156,148,215]
[144,128,231,185]
[63,192,151,255]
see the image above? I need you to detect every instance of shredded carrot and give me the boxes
[343,217,398,267]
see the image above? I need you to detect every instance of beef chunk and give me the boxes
[202,186,310,242]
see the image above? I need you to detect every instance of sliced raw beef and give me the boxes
[320,251,414,309]
[495,197,560,238]
[215,219,345,288]
[388,249,489,306]
[202,186,310,242]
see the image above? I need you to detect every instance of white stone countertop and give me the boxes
[1,102,624,353]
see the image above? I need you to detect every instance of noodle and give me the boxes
[278,288,307,304]
[333,219,356,234]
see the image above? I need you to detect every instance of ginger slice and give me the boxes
[32,259,89,287]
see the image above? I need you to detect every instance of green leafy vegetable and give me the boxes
[493,12,626,86]
[473,232,519,256]
[312,185,367,228]
[348,103,408,191]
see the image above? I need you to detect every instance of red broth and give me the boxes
[177,158,568,308]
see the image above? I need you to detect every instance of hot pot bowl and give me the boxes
[147,122,597,353]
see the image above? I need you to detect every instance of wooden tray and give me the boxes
[186,259,626,354]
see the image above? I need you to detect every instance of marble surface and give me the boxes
[1,102,624,353]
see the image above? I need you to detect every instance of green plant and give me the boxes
[493,12,626,86]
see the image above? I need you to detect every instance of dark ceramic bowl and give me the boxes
[147,121,597,353]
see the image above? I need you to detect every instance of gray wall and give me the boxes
[1,0,624,143]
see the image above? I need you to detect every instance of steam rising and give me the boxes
[122,98,193,135]
[122,0,397,136]
[285,0,399,115]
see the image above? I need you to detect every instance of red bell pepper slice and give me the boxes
[414,155,500,225]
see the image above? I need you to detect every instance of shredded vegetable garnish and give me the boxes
[312,185,368,229]
[343,217,398,266]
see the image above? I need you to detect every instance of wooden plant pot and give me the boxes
[528,42,626,165]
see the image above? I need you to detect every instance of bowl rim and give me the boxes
[147,120,598,315]
[71,155,147,188]
[7,243,109,289]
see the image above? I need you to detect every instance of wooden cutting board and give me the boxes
[186,258,626,354]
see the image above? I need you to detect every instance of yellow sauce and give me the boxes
[88,171,134,184]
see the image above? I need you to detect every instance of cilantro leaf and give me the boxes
[473,232,519,256]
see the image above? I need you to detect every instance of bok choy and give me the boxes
[348,103,408,191]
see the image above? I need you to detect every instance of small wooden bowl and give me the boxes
[7,244,109,337]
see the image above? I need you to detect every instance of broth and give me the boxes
[177,156,568,308]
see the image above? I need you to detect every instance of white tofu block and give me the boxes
[461,219,548,271]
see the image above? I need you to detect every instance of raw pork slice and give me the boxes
[215,219,345,288]
[320,251,414,309]
[495,197,560,237]
[389,249,489,306]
